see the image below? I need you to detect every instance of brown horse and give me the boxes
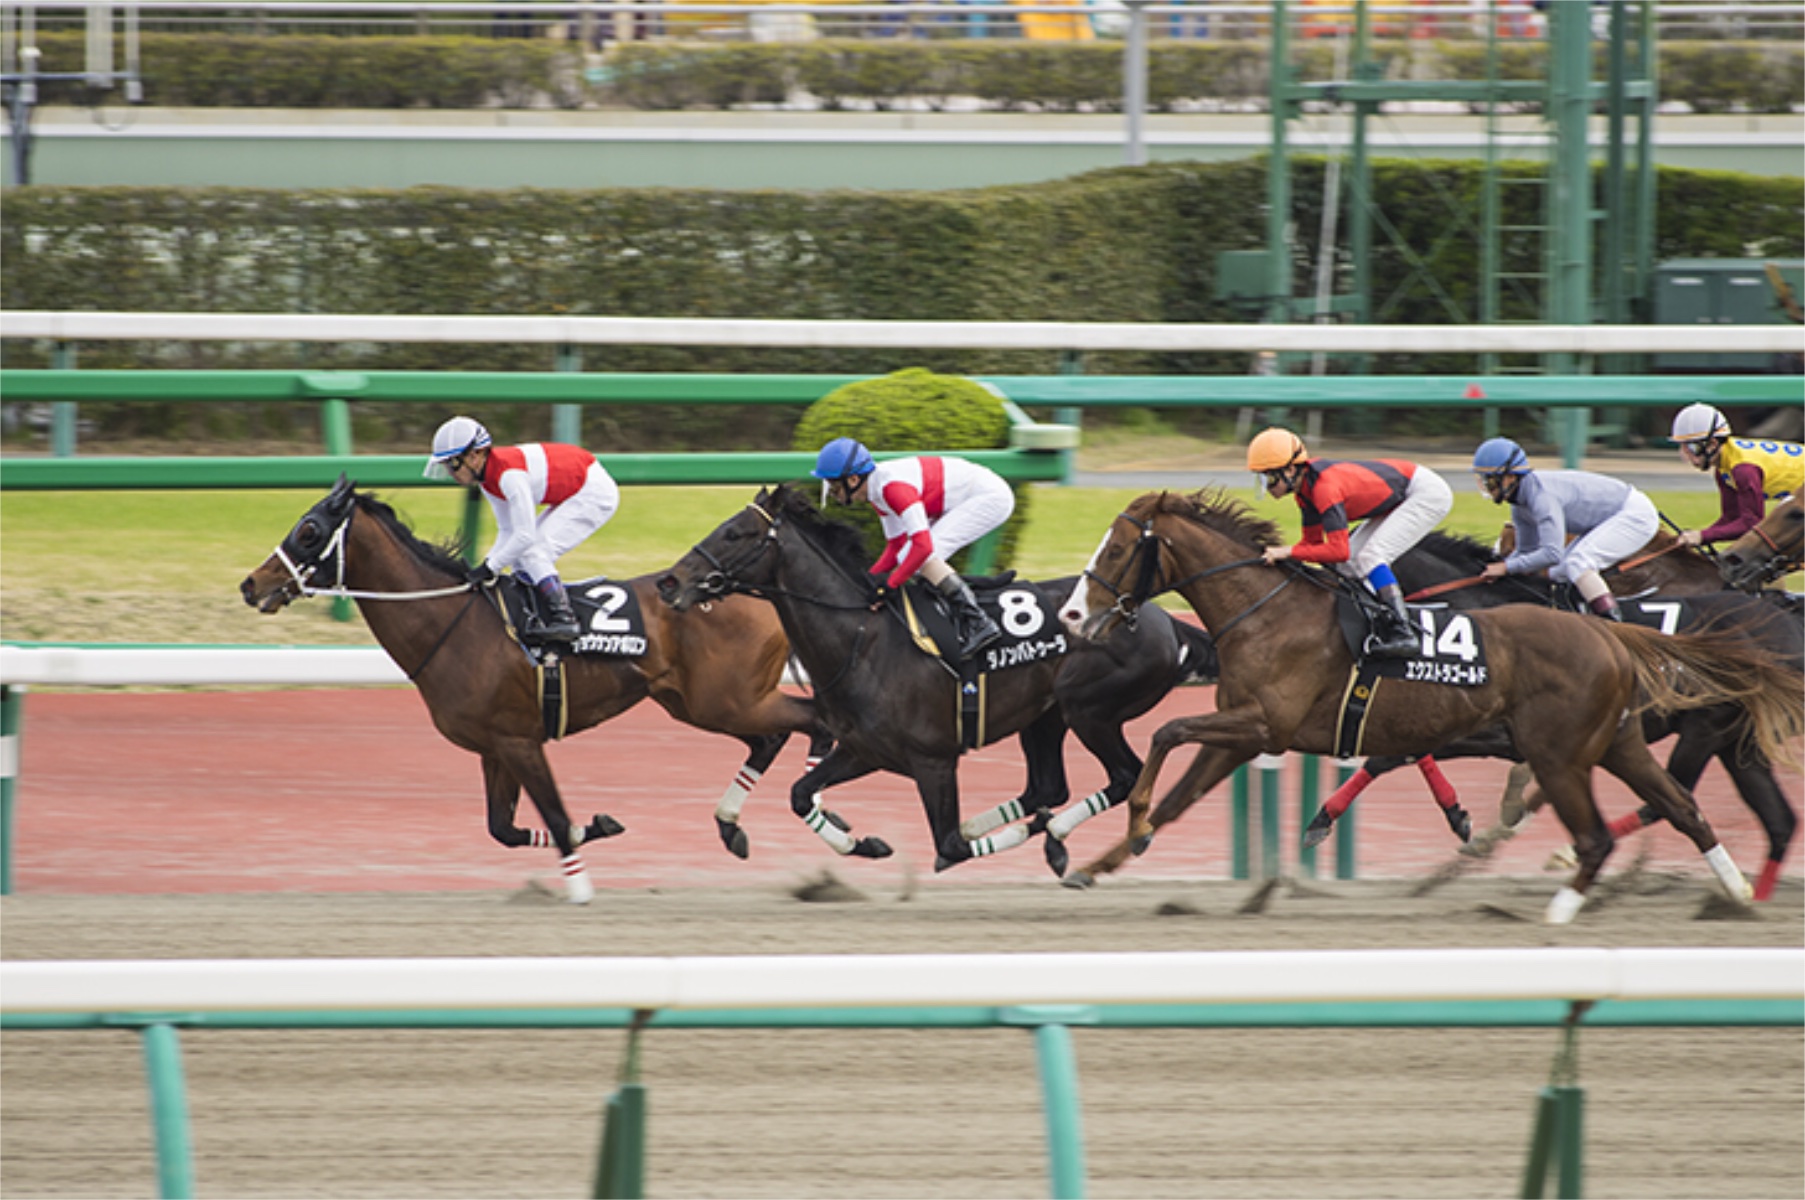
[239,477,830,903]
[1056,488,1803,923]
[1720,494,1804,591]
[1489,524,1725,597]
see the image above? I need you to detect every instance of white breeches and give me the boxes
[1340,467,1455,580]
[1551,489,1659,582]
[927,479,1017,562]
[512,463,619,582]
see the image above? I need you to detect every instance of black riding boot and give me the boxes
[527,575,581,644]
[939,573,1002,659]
[1366,582,1422,659]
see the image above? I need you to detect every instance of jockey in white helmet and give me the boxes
[426,416,619,645]
[1669,403,1803,548]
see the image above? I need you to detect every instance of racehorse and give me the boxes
[656,484,1218,873]
[1057,488,1803,923]
[1314,528,1802,899]
[1720,494,1804,591]
[239,477,833,903]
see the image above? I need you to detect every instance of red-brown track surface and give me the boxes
[11,683,1789,896]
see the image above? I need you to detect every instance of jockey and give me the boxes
[811,436,1012,659]
[1669,403,1804,548]
[1471,436,1657,622]
[1246,427,1453,659]
[424,416,619,645]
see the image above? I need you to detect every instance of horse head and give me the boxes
[1720,495,1804,591]
[658,487,787,611]
[240,474,359,612]
[1058,492,1167,642]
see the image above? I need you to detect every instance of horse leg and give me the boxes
[1597,722,1752,904]
[786,745,890,859]
[961,710,1069,845]
[492,737,612,905]
[712,732,792,860]
[1302,754,1406,849]
[1069,707,1270,886]
[482,756,534,848]
[1716,751,1796,901]
[1043,712,1147,879]
[919,757,1035,872]
[1521,755,1612,925]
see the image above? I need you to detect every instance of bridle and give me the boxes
[1081,511,1286,643]
[268,496,472,604]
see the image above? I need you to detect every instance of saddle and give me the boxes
[487,574,651,744]
[886,571,1024,754]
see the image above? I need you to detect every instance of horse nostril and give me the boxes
[655,574,678,601]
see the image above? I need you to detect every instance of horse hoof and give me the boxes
[1447,806,1473,844]
[1300,824,1331,850]
[1044,836,1070,878]
[1061,870,1095,891]
[715,818,750,860]
[1544,845,1579,872]
[852,837,893,860]
[1131,834,1153,856]
[933,855,958,873]
[591,815,626,840]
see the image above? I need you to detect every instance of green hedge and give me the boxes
[3,161,1798,445]
[793,367,1028,570]
[24,33,1804,113]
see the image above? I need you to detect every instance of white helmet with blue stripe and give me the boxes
[424,416,492,480]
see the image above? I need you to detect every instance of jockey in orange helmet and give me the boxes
[1247,427,1453,658]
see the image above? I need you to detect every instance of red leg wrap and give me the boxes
[1754,858,1782,902]
[1416,756,1459,811]
[1322,768,1375,820]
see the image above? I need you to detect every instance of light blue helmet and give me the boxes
[1471,437,1530,477]
[811,437,875,481]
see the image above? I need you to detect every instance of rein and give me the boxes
[1085,511,1279,645]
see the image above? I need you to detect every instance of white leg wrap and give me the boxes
[1543,886,1586,926]
[967,821,1031,859]
[561,854,594,905]
[960,798,1024,840]
[804,802,858,855]
[1048,790,1112,841]
[1704,844,1753,901]
[715,765,761,824]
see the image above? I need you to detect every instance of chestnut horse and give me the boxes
[240,477,831,903]
[1720,494,1804,591]
[1057,489,1803,923]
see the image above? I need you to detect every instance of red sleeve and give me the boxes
[870,537,903,577]
[1289,527,1352,564]
[1699,463,1767,543]
[886,531,937,588]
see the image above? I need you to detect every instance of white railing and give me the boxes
[5,311,1802,354]
[6,947,1802,1013]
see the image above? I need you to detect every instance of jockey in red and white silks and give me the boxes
[864,454,1017,588]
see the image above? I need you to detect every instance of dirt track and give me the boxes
[4,878,1802,1200]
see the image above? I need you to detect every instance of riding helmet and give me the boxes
[811,436,876,482]
[1671,403,1731,444]
[424,416,492,480]
[1471,437,1530,477]
[1245,427,1308,473]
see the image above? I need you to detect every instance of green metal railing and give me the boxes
[6,997,1798,1200]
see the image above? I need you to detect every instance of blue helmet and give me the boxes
[1471,437,1530,477]
[812,437,875,482]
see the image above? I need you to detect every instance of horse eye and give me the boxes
[297,522,321,547]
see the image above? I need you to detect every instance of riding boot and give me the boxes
[1587,592,1624,622]
[527,575,581,644]
[939,573,1002,659]
[1365,582,1422,659]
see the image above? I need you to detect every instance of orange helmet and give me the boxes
[1246,427,1308,473]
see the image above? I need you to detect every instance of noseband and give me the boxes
[1082,510,1292,642]
[269,496,473,603]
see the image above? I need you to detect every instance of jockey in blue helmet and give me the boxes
[1471,436,1659,622]
[810,435,1009,659]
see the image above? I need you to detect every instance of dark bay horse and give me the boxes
[1318,529,1803,899]
[239,477,831,903]
[1720,494,1804,591]
[1057,488,1803,923]
[656,484,1217,873]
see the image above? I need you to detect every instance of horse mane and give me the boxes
[768,483,878,575]
[354,491,470,579]
[1152,487,1284,549]
[1415,528,1498,572]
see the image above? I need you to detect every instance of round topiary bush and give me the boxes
[792,367,1029,573]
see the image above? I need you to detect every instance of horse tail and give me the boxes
[1608,622,1805,769]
